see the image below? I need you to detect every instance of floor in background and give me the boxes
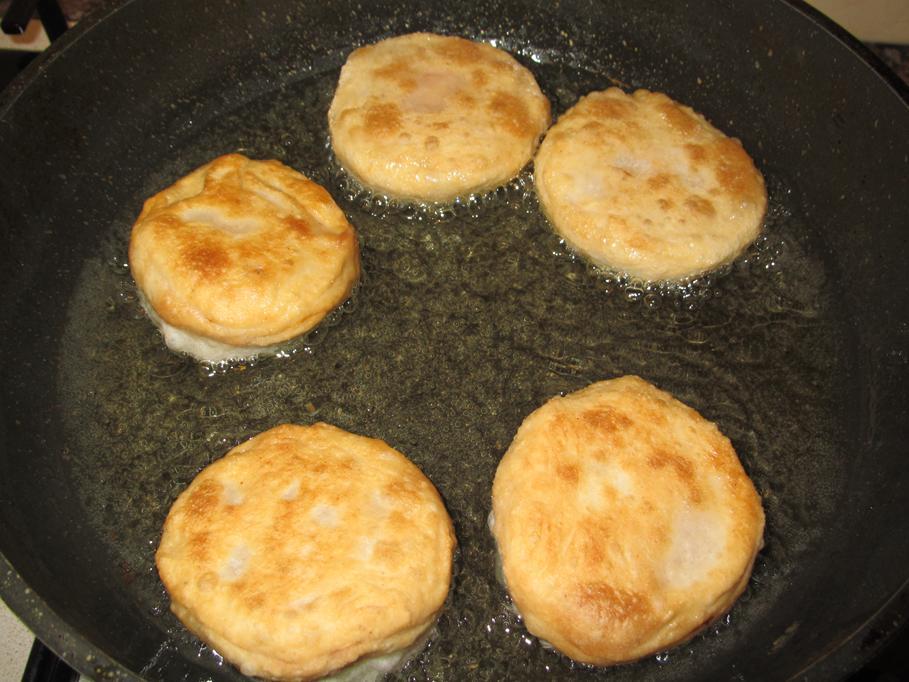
[0,606,37,682]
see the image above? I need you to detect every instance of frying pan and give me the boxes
[1,0,908,679]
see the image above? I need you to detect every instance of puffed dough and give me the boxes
[156,423,456,681]
[534,89,767,281]
[491,376,764,665]
[328,32,550,202]
[129,154,360,362]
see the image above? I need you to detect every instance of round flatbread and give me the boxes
[491,376,764,665]
[534,88,767,282]
[129,154,360,362]
[156,423,456,681]
[328,32,550,202]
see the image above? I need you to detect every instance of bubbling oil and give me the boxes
[326,133,537,225]
[56,39,848,682]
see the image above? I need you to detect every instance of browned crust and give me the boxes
[491,376,765,665]
[328,33,551,202]
[129,154,360,349]
[534,88,767,282]
[156,423,456,680]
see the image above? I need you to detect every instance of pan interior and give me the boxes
[2,0,908,680]
[56,35,844,682]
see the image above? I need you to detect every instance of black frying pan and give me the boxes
[1,0,908,679]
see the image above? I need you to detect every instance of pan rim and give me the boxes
[0,0,141,118]
[0,553,140,680]
[779,0,909,105]
[1,0,908,679]
[1,0,907,119]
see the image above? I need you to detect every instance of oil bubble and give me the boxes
[624,285,644,302]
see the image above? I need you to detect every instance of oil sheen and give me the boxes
[58,47,848,682]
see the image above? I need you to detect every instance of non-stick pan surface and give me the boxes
[1,0,908,679]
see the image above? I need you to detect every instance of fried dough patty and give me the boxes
[534,89,766,282]
[328,32,550,202]
[129,154,360,362]
[156,423,456,681]
[491,376,764,665]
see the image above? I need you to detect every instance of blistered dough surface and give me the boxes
[491,376,764,665]
[156,423,456,681]
[329,33,550,202]
[129,154,360,359]
[535,89,766,282]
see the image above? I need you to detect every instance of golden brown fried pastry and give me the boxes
[156,423,456,681]
[328,32,550,202]
[490,376,764,665]
[129,154,360,362]
[534,88,766,281]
